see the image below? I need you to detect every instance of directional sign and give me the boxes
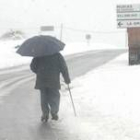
[117,4,140,28]
[117,12,140,20]
[117,4,140,12]
[117,20,140,28]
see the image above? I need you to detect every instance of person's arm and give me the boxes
[59,53,71,84]
[30,58,38,73]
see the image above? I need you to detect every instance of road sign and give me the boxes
[117,12,140,20]
[40,26,54,31]
[117,20,140,28]
[85,34,91,40]
[117,4,140,12]
[117,4,140,28]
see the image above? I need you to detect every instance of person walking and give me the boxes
[30,52,71,122]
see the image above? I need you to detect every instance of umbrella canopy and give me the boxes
[16,35,65,57]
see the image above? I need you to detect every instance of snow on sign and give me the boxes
[117,4,140,28]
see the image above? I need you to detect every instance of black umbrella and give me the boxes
[16,35,65,57]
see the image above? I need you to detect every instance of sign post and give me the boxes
[117,4,140,65]
[85,34,91,46]
[117,4,140,28]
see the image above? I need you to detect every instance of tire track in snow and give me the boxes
[0,74,34,104]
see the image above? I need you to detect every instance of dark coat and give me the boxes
[30,53,71,89]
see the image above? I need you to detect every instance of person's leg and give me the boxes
[40,88,49,121]
[47,88,60,120]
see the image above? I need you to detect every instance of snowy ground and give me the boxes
[1,40,140,139]
[58,53,140,140]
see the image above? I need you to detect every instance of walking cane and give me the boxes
[67,84,77,116]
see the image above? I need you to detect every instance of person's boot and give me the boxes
[51,114,59,120]
[41,115,49,122]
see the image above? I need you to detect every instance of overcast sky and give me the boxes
[0,0,140,34]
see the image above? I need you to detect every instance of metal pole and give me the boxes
[67,85,77,116]
[126,28,128,48]
[126,28,129,64]
[60,23,63,41]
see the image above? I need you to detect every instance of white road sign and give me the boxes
[117,4,140,28]
[117,4,140,12]
[117,20,140,28]
[117,12,140,20]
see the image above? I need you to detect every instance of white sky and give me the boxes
[1,40,140,139]
[0,0,140,33]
